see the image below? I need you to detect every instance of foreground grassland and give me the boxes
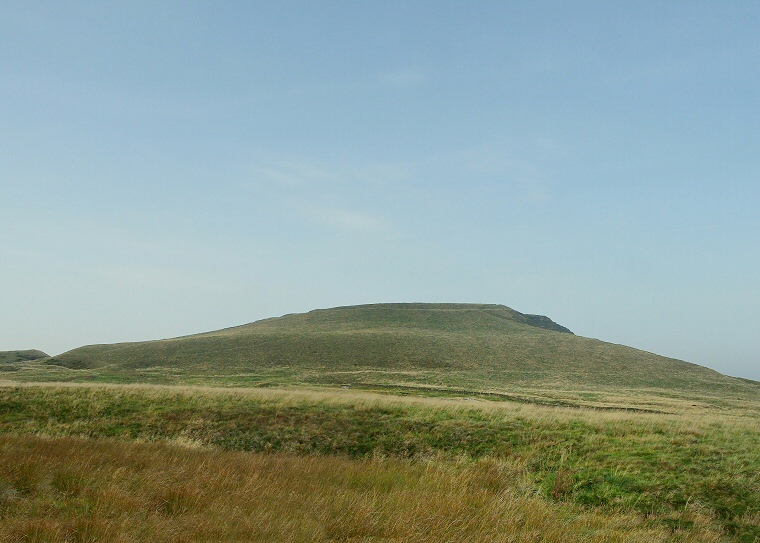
[1,384,758,542]
[0,434,724,543]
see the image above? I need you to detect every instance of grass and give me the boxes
[1,383,758,541]
[0,434,726,543]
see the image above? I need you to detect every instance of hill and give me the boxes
[4,305,760,540]
[0,349,49,364]
[38,303,758,407]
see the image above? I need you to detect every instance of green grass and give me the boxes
[1,384,758,541]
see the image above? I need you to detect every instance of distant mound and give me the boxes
[0,350,49,364]
[42,303,759,403]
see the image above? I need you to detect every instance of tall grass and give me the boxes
[1,384,758,540]
[0,434,724,543]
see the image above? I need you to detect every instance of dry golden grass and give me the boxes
[1,382,758,540]
[0,434,723,543]
[1,379,752,417]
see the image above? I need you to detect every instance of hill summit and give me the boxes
[320,304,574,334]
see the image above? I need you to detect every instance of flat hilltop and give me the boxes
[9,303,757,409]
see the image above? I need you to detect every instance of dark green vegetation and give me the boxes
[12,304,758,410]
[0,350,48,364]
[1,385,758,541]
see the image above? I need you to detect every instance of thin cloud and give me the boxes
[243,156,402,236]
[299,203,392,234]
[253,155,408,189]
[252,159,344,189]
[95,264,236,295]
[406,141,558,204]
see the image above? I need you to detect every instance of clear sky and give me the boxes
[2,1,759,380]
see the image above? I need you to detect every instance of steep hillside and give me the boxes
[40,304,759,405]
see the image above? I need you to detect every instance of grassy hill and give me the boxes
[0,350,49,364]
[26,303,757,408]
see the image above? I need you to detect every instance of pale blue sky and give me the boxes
[2,1,759,380]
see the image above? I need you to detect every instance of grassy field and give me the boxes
[0,434,725,543]
[1,383,758,542]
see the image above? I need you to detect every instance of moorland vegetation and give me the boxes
[1,304,758,542]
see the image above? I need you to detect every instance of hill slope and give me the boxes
[41,303,759,405]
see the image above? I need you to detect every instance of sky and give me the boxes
[2,1,759,380]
